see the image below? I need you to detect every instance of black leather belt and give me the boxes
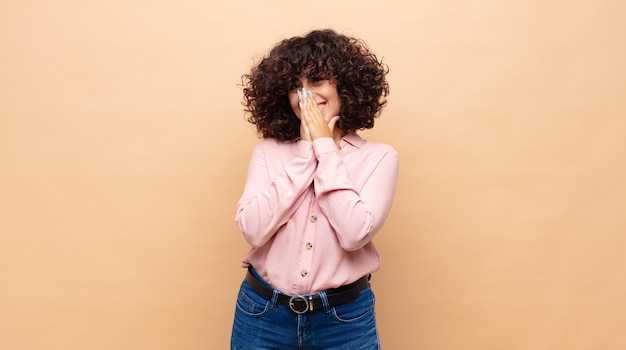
[245,269,370,314]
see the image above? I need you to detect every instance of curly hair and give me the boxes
[242,29,389,141]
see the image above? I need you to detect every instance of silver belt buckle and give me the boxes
[288,295,311,314]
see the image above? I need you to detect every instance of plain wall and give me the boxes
[1,1,625,349]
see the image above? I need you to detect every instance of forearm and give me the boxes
[236,141,317,247]
[313,139,399,250]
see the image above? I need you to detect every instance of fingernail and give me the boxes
[307,90,313,97]
[303,88,307,97]
[297,90,302,100]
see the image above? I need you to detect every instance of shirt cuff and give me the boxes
[297,140,314,159]
[312,137,338,158]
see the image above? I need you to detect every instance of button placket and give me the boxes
[299,201,318,284]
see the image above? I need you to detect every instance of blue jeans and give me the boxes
[231,268,380,349]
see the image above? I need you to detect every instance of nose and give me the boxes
[301,85,313,96]
[300,80,318,95]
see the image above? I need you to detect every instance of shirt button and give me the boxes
[306,242,313,250]
[310,215,317,223]
[301,269,308,277]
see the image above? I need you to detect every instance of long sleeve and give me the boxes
[236,134,398,294]
[235,139,317,248]
[312,137,399,251]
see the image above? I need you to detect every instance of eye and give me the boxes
[310,76,325,85]
[288,81,302,91]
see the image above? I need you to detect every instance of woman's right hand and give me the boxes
[300,106,312,141]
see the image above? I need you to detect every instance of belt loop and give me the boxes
[319,291,331,313]
[270,289,279,309]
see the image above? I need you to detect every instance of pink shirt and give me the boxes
[235,133,399,294]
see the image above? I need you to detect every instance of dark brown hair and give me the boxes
[242,29,389,141]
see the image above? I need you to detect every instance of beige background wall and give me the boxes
[1,1,625,349]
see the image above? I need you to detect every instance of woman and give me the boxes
[231,29,398,349]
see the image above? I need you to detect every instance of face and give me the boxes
[287,77,341,121]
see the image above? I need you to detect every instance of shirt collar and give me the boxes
[340,132,365,149]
